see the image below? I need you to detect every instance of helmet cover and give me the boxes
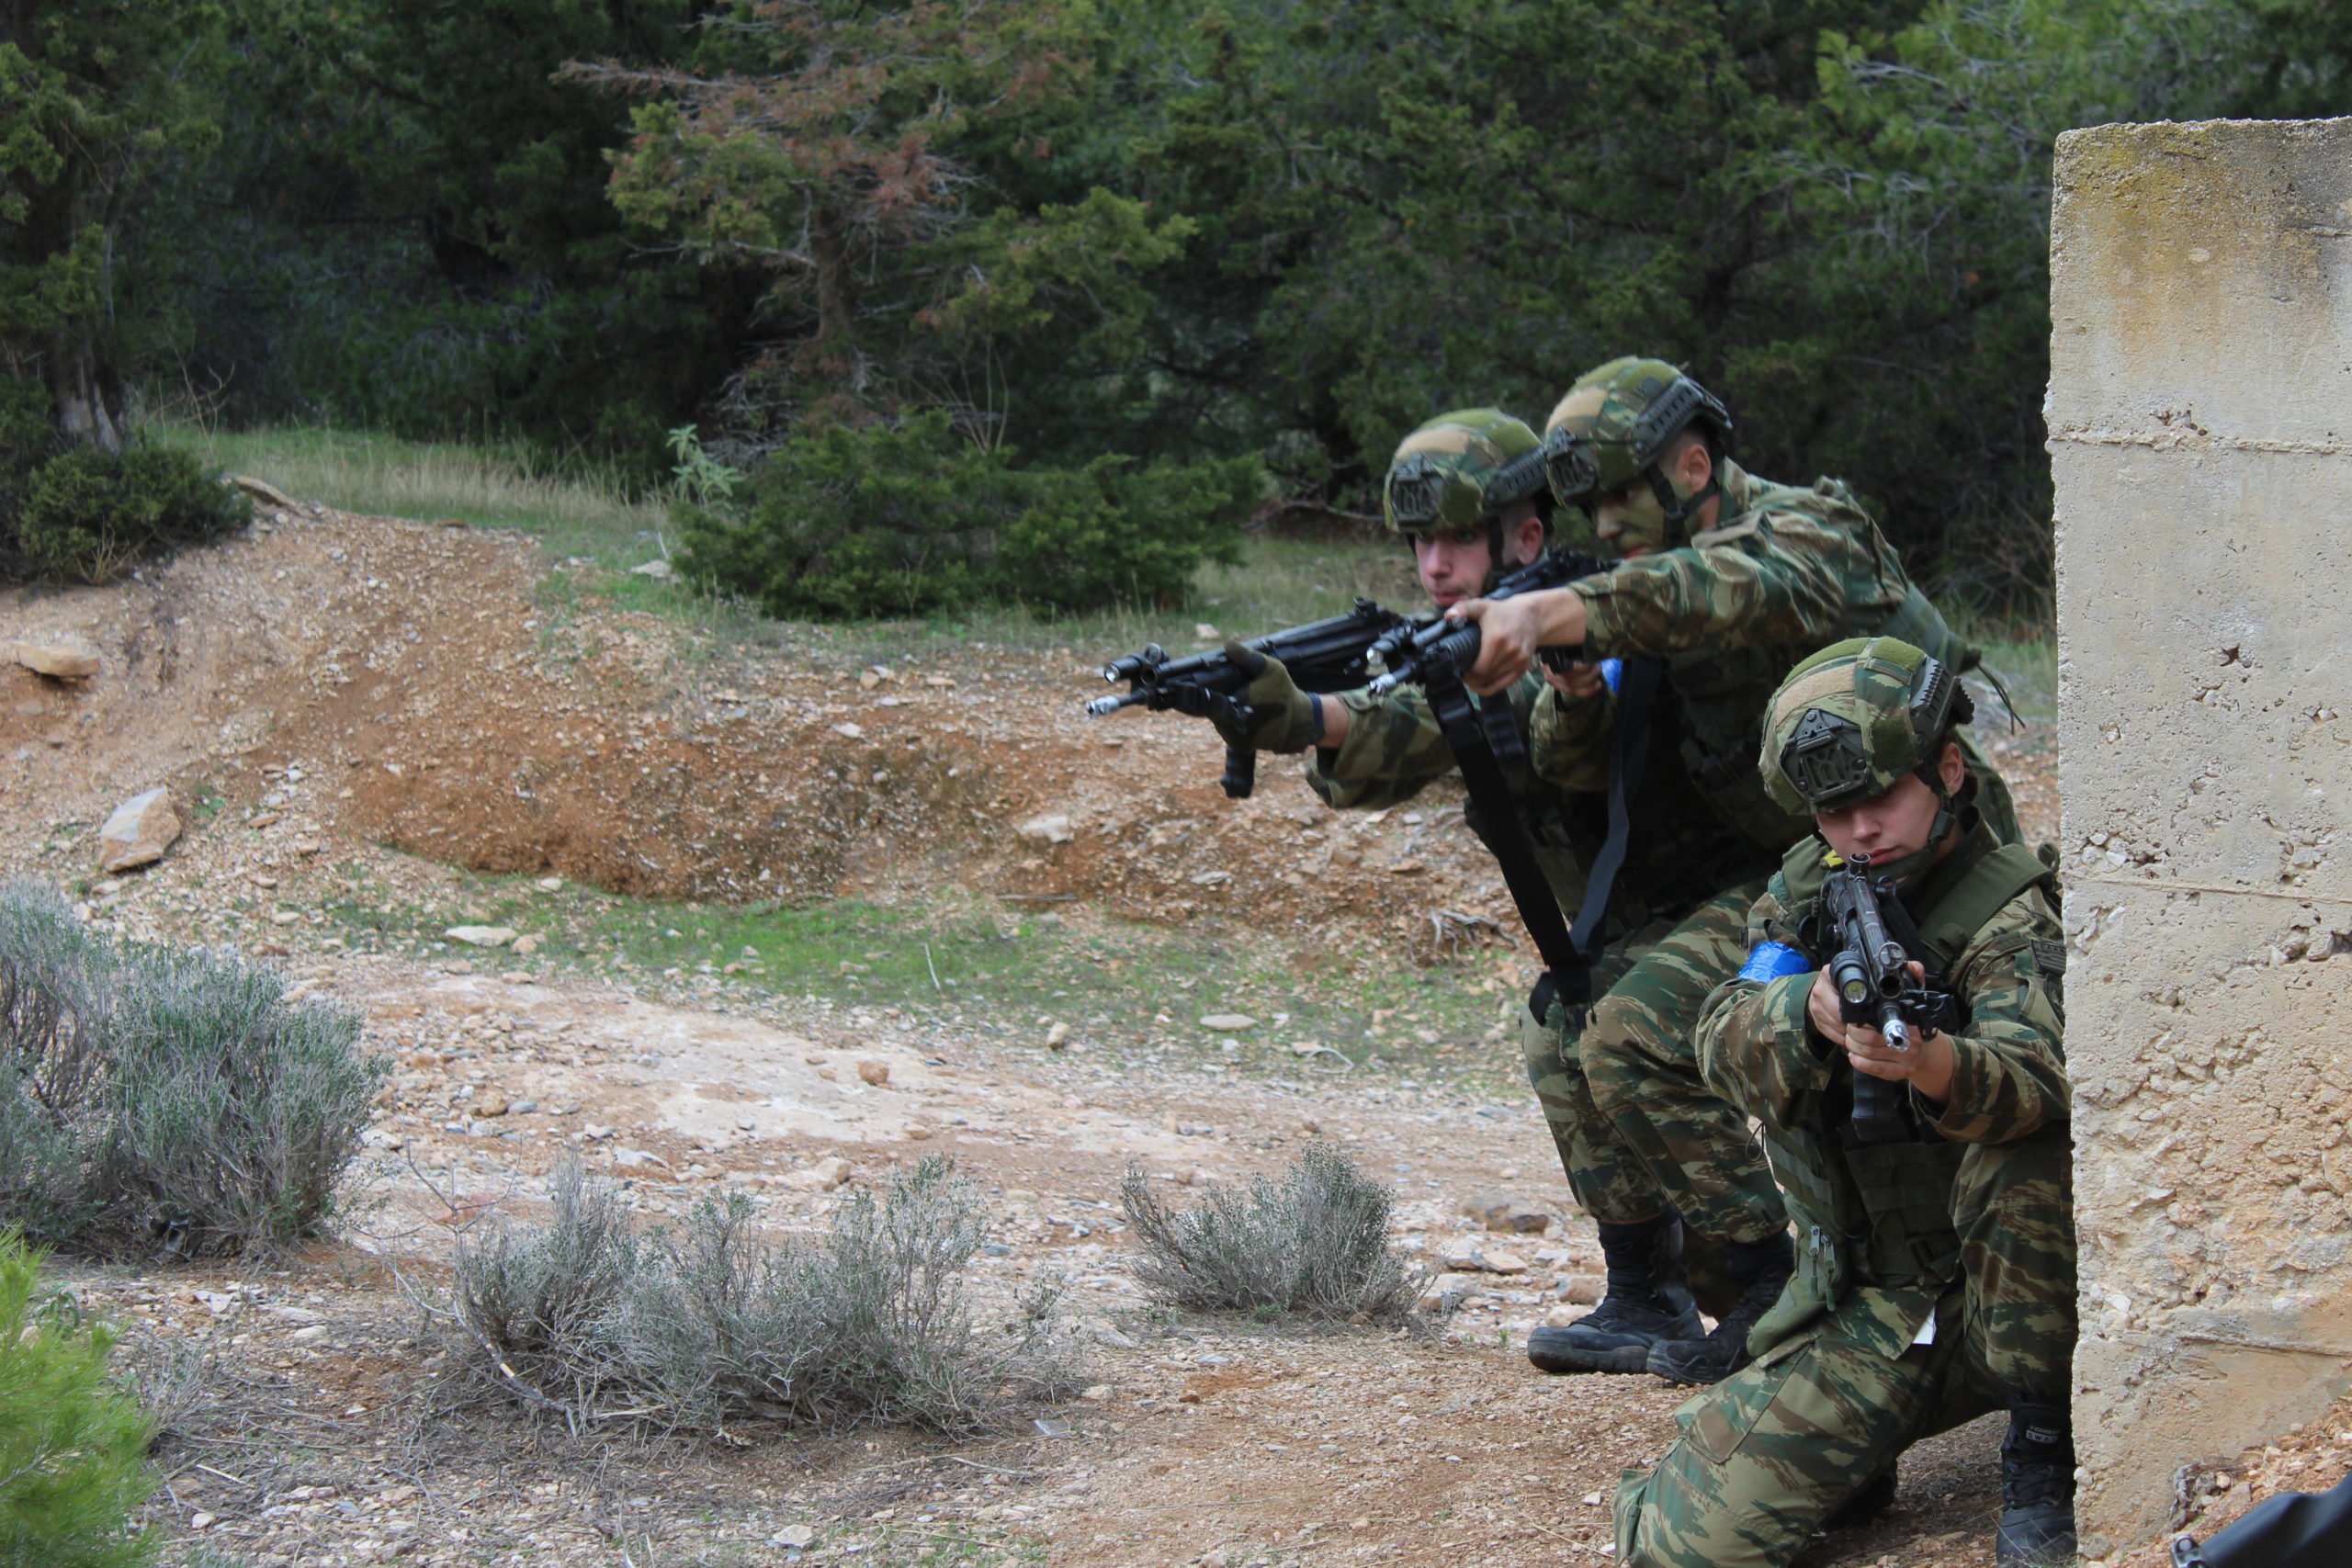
[1382,409,1547,535]
[1759,636,1973,814]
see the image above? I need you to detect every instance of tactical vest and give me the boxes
[1463,681,1777,942]
[1672,476,1981,853]
[1457,682,1606,930]
[1764,833,2058,1311]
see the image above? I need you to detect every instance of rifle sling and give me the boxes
[1420,668,1590,1003]
[1569,655,1665,957]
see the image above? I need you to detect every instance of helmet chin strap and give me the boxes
[1478,512,1547,593]
[1871,760,1977,886]
[1640,455,1720,548]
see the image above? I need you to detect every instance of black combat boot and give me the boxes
[1644,1231,1796,1385]
[1996,1401,2078,1567]
[1526,1214,1702,1374]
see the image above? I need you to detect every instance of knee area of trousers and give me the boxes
[1613,1447,1780,1568]
[1582,991,1668,1061]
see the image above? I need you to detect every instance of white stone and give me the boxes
[98,789,180,873]
[630,559,674,580]
[782,1156,853,1192]
[443,926,517,948]
[10,637,100,679]
[1017,813,1073,844]
[1200,1013,1257,1032]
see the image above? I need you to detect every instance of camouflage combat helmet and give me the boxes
[1540,356,1732,546]
[1381,410,1551,536]
[1758,636,1974,817]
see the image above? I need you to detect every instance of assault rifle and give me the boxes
[1362,547,1610,769]
[1085,598,1410,798]
[1820,853,1962,1145]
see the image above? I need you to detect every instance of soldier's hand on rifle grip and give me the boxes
[1207,639,1320,754]
[1545,661,1609,700]
[1446,588,1589,695]
[1809,962,1958,1105]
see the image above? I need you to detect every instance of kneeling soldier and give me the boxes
[1614,637,2076,1568]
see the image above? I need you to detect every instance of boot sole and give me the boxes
[1528,1342,1654,1375]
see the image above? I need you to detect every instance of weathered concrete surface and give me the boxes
[2051,118,2352,1556]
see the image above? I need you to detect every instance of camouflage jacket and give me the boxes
[1553,459,2016,849]
[1693,819,2068,1351]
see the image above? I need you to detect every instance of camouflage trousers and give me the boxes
[1612,1122,2078,1568]
[1521,880,1787,1247]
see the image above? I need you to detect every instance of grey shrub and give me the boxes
[453,1156,1081,1437]
[1119,1144,1422,1324]
[0,879,385,1255]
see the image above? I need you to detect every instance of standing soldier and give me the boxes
[1612,637,2075,1568]
[1450,356,2020,1384]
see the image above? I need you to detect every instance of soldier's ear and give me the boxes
[1674,434,1713,495]
[1937,739,1967,796]
[1511,510,1548,564]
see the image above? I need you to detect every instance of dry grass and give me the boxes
[447,1159,1083,1438]
[1119,1145,1426,1325]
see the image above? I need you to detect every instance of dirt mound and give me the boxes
[1,511,1534,959]
[2,508,2056,938]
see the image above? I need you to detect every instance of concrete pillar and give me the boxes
[2050,118,2352,1555]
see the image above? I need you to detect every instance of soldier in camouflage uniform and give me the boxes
[1611,637,2075,1568]
[1210,410,1760,1370]
[1448,357,2020,1385]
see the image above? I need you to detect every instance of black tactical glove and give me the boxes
[1211,638,1319,753]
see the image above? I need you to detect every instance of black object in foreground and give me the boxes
[1360,546,1611,767]
[1085,597,1408,797]
[1817,854,1961,1145]
[2174,1471,2352,1567]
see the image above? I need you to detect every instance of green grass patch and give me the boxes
[308,868,1516,1083]
[1944,606,2055,727]
[154,423,662,558]
[153,422,1426,660]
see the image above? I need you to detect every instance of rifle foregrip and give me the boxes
[1220,744,1257,799]
[1433,621,1483,675]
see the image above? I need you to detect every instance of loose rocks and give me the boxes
[11,637,101,679]
[783,1156,853,1191]
[99,788,181,873]
[1461,1192,1554,1235]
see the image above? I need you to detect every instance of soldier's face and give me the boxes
[1815,745,1968,869]
[1413,525,1495,609]
[1592,485,1669,557]
[1817,773,1939,867]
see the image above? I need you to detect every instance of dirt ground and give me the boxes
[5,502,2331,1568]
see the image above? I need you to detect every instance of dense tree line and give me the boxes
[5,0,2345,604]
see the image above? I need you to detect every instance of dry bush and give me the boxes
[450,1158,1082,1437]
[1119,1144,1423,1324]
[0,881,382,1256]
